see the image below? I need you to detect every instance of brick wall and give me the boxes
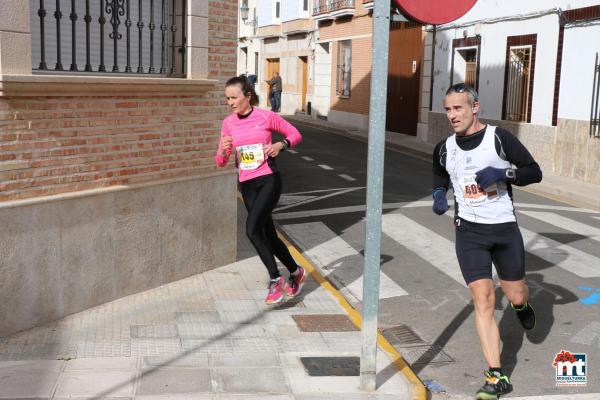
[208,0,238,80]
[0,0,237,203]
[319,11,373,117]
[330,37,372,115]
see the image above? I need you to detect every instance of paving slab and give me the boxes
[54,370,136,397]
[215,367,290,393]
[0,256,413,399]
[136,368,212,395]
[0,367,60,398]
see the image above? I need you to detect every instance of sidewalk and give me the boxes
[0,242,419,399]
[284,114,600,212]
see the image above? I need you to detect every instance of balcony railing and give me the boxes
[312,0,355,20]
[31,0,187,76]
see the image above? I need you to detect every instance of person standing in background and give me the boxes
[266,72,282,112]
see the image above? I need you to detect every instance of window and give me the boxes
[255,52,259,80]
[451,36,480,91]
[30,0,187,76]
[502,34,537,123]
[303,0,309,12]
[275,1,281,19]
[241,47,248,73]
[336,40,351,97]
[591,52,600,137]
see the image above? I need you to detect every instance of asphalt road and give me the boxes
[267,120,600,399]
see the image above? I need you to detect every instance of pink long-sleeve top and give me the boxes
[215,108,302,182]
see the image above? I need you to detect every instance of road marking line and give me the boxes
[519,210,600,241]
[318,164,333,170]
[274,200,599,220]
[338,174,357,181]
[287,149,298,154]
[441,213,599,279]
[301,156,314,161]
[382,213,468,286]
[520,226,600,278]
[274,201,431,219]
[281,222,408,300]
[274,187,365,212]
[572,321,600,346]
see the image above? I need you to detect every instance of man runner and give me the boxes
[432,83,542,399]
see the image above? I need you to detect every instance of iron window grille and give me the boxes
[336,40,351,97]
[591,52,600,138]
[31,0,187,76]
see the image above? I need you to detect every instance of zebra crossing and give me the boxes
[281,221,408,302]
[276,199,600,300]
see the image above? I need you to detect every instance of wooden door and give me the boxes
[300,56,308,112]
[266,58,280,107]
[386,22,423,135]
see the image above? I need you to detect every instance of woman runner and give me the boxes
[215,76,307,304]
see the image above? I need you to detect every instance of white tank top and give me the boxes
[445,125,516,224]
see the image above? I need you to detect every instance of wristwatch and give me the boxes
[505,168,516,181]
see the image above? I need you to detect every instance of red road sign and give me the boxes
[394,0,478,25]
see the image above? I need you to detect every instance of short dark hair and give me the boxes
[446,83,478,105]
[226,75,259,106]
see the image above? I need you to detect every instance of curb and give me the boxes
[277,228,429,400]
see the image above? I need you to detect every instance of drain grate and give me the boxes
[381,324,425,346]
[275,300,306,310]
[399,345,455,365]
[292,314,359,332]
[300,356,360,376]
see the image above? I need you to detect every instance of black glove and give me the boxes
[432,188,449,215]
[475,167,507,189]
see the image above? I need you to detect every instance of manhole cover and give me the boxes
[382,324,425,346]
[275,300,306,310]
[300,356,360,376]
[292,314,358,332]
[399,345,454,365]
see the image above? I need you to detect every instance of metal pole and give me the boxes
[360,0,390,392]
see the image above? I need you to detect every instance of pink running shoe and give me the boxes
[284,266,308,298]
[265,277,284,305]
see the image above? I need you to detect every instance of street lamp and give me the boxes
[240,3,250,21]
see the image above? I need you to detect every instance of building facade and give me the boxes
[313,0,425,135]
[238,0,426,135]
[0,0,238,337]
[419,0,600,185]
[237,0,316,114]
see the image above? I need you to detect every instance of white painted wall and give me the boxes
[430,0,600,126]
[313,41,332,117]
[237,0,261,85]
[432,13,560,126]
[558,23,600,121]
[448,0,600,25]
[258,0,275,27]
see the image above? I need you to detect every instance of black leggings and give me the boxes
[240,173,299,279]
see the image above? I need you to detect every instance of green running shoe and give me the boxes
[512,301,536,330]
[475,370,513,399]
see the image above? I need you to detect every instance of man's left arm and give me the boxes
[497,128,542,186]
[475,128,542,188]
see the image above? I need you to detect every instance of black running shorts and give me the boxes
[454,218,525,285]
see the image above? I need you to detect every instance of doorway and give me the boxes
[300,56,308,112]
[386,22,423,135]
[266,58,280,108]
